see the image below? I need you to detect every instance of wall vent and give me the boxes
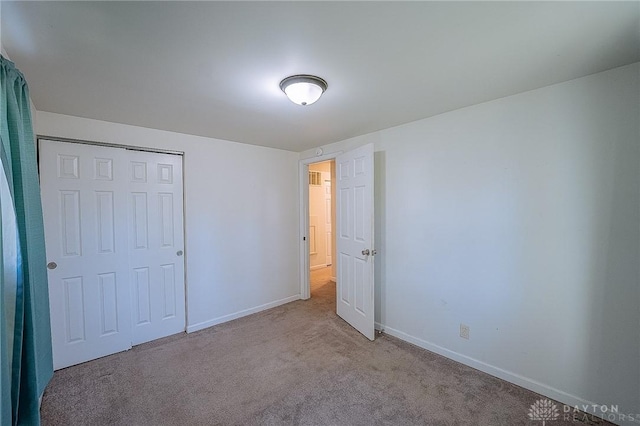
[309,171,322,186]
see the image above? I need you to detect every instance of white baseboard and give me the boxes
[187,294,300,333]
[310,264,327,271]
[375,323,629,426]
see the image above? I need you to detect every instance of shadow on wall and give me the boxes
[580,93,640,416]
[374,150,386,327]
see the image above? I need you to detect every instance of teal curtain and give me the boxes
[0,55,53,425]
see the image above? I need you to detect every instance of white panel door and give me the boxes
[41,140,186,368]
[336,143,375,341]
[40,140,132,369]
[127,150,185,345]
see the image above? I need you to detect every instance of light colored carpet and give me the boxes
[41,267,610,425]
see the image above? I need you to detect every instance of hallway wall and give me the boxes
[309,162,332,270]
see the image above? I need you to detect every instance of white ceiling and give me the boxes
[2,1,639,152]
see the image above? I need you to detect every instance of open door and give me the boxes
[336,143,375,340]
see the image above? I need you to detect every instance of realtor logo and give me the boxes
[528,398,560,425]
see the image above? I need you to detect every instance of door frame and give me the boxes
[299,152,341,300]
[36,135,190,330]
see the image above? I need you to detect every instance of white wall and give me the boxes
[36,112,301,332]
[301,63,640,424]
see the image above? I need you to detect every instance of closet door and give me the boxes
[127,150,185,345]
[40,140,132,369]
[41,140,186,369]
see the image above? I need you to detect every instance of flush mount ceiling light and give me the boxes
[279,75,328,106]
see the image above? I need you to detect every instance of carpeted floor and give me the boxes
[41,267,610,425]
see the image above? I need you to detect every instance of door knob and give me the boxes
[361,249,370,256]
[176,250,183,256]
[47,262,57,270]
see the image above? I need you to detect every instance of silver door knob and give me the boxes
[176,250,183,256]
[362,249,370,256]
[47,262,57,270]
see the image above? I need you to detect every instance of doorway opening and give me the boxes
[308,160,336,304]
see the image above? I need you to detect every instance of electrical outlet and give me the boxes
[460,324,470,340]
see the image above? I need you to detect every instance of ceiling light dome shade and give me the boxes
[280,75,328,106]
